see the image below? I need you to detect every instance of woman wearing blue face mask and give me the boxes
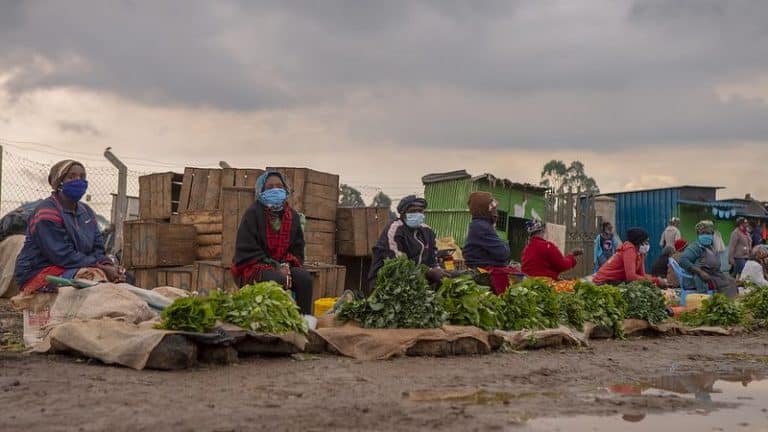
[231,171,313,314]
[14,160,123,294]
[368,195,447,294]
[678,220,738,298]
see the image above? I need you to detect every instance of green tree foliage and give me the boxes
[540,160,600,195]
[339,184,365,207]
[370,191,396,220]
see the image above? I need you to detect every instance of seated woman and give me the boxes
[677,220,738,297]
[231,171,313,315]
[739,246,768,288]
[369,195,448,293]
[15,160,124,294]
[593,228,663,286]
[521,220,583,281]
[462,192,513,294]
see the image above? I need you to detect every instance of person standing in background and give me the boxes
[659,217,682,249]
[593,222,622,272]
[750,220,763,247]
[728,217,753,277]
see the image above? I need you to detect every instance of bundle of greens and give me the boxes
[520,278,560,329]
[557,291,587,330]
[158,297,217,333]
[742,283,768,323]
[680,294,746,327]
[574,281,628,338]
[338,256,446,329]
[437,274,502,331]
[617,281,669,325]
[219,282,308,335]
[498,285,544,330]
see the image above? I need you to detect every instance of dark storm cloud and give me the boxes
[58,121,102,137]
[1,0,767,149]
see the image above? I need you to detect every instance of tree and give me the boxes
[540,160,600,195]
[339,184,365,207]
[370,191,396,220]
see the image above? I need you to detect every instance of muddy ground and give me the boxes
[1,302,767,431]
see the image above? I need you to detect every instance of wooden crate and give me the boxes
[337,255,373,296]
[131,266,194,291]
[305,263,347,302]
[266,167,339,222]
[122,220,197,268]
[304,219,336,264]
[138,172,183,220]
[221,187,256,267]
[336,207,390,256]
[192,260,238,295]
[178,168,264,212]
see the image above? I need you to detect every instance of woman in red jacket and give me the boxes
[521,220,583,280]
[593,228,664,286]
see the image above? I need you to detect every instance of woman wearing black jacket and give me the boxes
[231,171,313,314]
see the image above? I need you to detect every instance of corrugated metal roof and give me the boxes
[677,199,746,208]
[422,169,547,194]
[600,185,724,196]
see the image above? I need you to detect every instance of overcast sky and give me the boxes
[1,0,767,202]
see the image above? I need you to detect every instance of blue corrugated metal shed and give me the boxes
[599,185,721,270]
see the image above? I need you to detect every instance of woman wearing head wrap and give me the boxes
[231,171,313,314]
[678,220,738,297]
[368,195,447,293]
[461,192,515,294]
[521,219,583,281]
[739,246,768,288]
[593,222,622,272]
[593,227,664,286]
[14,160,123,294]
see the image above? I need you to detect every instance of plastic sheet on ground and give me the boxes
[0,235,24,298]
[491,326,588,350]
[315,323,491,360]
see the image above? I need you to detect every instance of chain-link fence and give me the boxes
[0,146,148,227]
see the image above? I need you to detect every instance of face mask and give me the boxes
[405,212,425,228]
[61,179,88,202]
[639,244,650,255]
[259,188,287,209]
[698,234,714,246]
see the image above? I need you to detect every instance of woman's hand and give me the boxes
[571,248,584,257]
[696,269,712,282]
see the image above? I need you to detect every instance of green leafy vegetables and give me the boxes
[338,257,446,329]
[574,281,627,338]
[680,294,746,327]
[158,281,308,335]
[617,281,669,325]
[158,297,217,333]
[437,274,502,331]
[742,283,768,322]
[497,278,560,331]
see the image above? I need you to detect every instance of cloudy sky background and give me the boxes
[1,0,767,203]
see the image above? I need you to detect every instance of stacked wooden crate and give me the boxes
[335,207,392,296]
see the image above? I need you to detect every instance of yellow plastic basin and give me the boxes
[313,297,337,318]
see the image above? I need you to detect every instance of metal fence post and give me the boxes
[104,147,127,256]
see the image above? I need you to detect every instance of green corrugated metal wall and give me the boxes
[424,178,546,247]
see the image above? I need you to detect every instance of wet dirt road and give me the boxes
[2,331,768,431]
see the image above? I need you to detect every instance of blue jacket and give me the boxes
[593,233,622,272]
[462,218,510,268]
[15,195,106,287]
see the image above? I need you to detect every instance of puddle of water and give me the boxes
[524,367,768,431]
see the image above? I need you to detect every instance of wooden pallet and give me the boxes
[305,263,346,302]
[266,167,339,222]
[131,266,194,291]
[178,167,264,213]
[123,220,197,268]
[336,207,390,256]
[221,187,255,268]
[191,260,238,295]
[171,210,224,261]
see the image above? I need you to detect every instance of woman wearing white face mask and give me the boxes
[368,195,447,294]
[593,228,665,287]
[678,220,738,298]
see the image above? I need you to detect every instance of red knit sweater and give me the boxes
[521,236,577,280]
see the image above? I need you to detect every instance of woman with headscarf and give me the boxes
[678,220,738,297]
[231,171,313,314]
[521,219,582,281]
[462,192,514,294]
[593,228,664,286]
[14,160,124,294]
[593,221,622,272]
[368,195,447,293]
